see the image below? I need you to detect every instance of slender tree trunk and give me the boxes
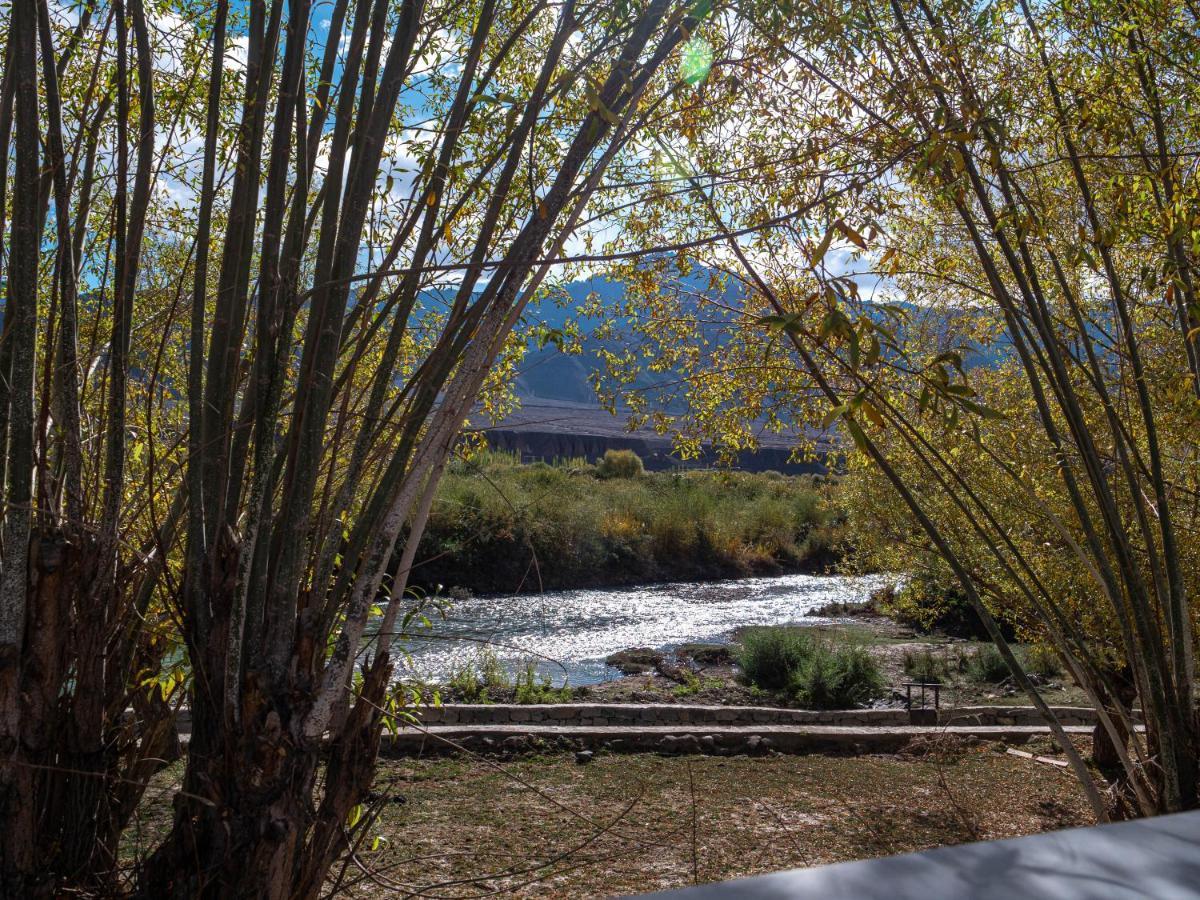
[0,0,41,890]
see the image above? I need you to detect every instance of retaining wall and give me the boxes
[410,703,1102,728]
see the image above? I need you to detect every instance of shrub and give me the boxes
[447,648,509,702]
[966,643,1012,683]
[790,642,884,709]
[596,448,645,479]
[903,648,950,684]
[1023,644,1064,678]
[671,669,702,697]
[415,459,837,593]
[882,570,1003,640]
[738,627,884,709]
[513,661,572,704]
[737,627,814,690]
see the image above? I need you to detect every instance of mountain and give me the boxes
[476,268,1002,472]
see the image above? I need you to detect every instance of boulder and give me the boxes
[676,643,734,666]
[605,647,664,675]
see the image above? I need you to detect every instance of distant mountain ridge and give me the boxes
[478,270,999,471]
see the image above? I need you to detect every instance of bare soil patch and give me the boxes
[129,740,1093,896]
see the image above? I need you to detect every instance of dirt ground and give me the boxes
[128,738,1092,897]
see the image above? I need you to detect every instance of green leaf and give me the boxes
[758,313,803,334]
[864,334,881,367]
[859,399,885,428]
[932,350,964,372]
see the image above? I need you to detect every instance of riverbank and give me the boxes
[433,613,1088,711]
[411,451,842,595]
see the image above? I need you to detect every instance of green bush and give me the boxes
[1023,644,1064,678]
[738,627,884,709]
[415,457,838,593]
[737,627,815,690]
[881,570,1006,640]
[791,643,884,710]
[447,648,509,702]
[596,448,645,479]
[903,648,949,684]
[513,662,572,704]
[966,643,1012,683]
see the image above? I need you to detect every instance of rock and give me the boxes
[606,647,664,675]
[575,750,595,765]
[678,735,701,753]
[653,657,693,684]
[676,643,734,666]
[502,736,529,753]
[700,735,717,752]
[659,734,701,754]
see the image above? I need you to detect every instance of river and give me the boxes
[393,572,893,686]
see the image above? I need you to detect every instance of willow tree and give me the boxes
[0,0,705,893]
[599,0,1199,817]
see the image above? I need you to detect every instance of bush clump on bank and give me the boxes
[413,451,841,594]
[966,644,1012,684]
[737,627,884,709]
[446,651,572,704]
[902,648,952,684]
[961,642,1063,685]
[596,448,645,479]
[738,628,814,690]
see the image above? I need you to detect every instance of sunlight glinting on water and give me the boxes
[393,572,893,686]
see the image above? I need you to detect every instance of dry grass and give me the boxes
[126,740,1090,897]
[327,742,1086,896]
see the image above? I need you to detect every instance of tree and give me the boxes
[599,0,1200,817]
[0,0,703,892]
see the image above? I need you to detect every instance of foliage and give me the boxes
[738,627,884,708]
[736,627,817,691]
[416,451,840,592]
[591,0,1200,815]
[447,650,510,703]
[596,448,646,479]
[871,571,999,641]
[966,645,1012,685]
[446,653,571,704]
[1023,645,1065,680]
[903,649,951,685]
[0,0,701,889]
[791,642,885,710]
[513,663,573,704]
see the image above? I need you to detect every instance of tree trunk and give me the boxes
[139,656,391,899]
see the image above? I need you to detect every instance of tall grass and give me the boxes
[413,451,840,593]
[737,626,884,709]
[738,627,815,690]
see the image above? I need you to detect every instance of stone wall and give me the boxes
[411,703,1102,728]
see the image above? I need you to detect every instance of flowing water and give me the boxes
[392,572,893,686]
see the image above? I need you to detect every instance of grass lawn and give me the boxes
[130,741,1092,896]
